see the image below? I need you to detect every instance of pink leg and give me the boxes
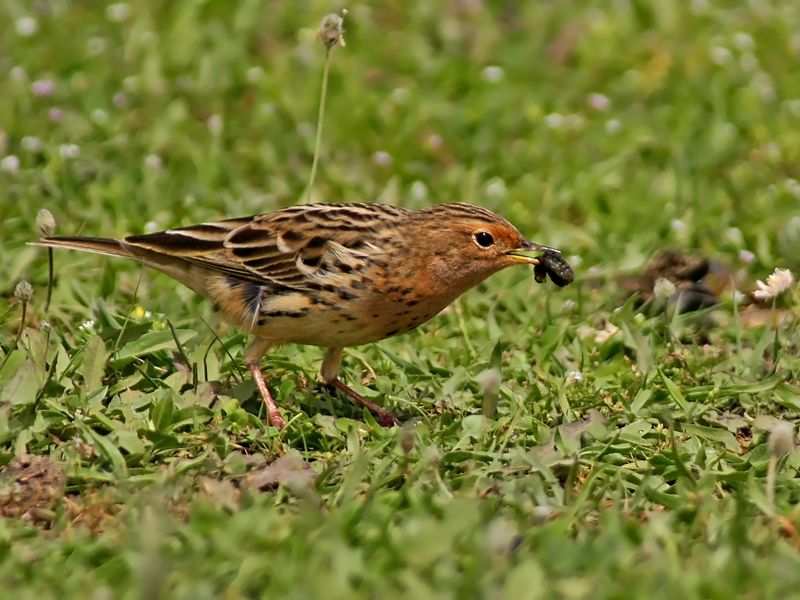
[321,347,398,427]
[246,361,286,429]
[327,378,399,427]
[245,338,286,430]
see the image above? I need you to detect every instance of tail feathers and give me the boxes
[35,236,135,259]
[35,235,212,297]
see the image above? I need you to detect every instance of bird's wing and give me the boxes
[123,203,409,290]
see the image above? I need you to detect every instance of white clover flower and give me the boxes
[391,87,410,104]
[409,180,429,202]
[21,136,43,152]
[424,133,443,151]
[112,92,128,108]
[733,32,754,51]
[144,153,163,171]
[739,249,755,265]
[32,79,56,97]
[587,93,611,111]
[1,155,20,173]
[10,66,28,82]
[16,17,38,37]
[246,66,264,83]
[92,109,109,124]
[653,277,676,301]
[207,114,223,137]
[605,119,622,134]
[753,268,794,300]
[476,368,502,396]
[670,219,688,234]
[484,177,507,200]
[544,113,565,130]
[710,46,732,65]
[79,319,96,331]
[371,151,392,166]
[106,3,132,22]
[59,144,80,158]
[49,107,64,122]
[482,65,504,83]
[565,370,584,384]
[768,421,795,457]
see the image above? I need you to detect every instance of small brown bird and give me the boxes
[38,202,570,429]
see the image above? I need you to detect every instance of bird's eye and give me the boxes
[473,231,495,248]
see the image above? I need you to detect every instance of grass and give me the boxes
[1,1,800,597]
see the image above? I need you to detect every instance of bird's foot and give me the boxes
[326,378,399,427]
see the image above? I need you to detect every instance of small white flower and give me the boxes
[733,32,754,51]
[144,221,160,233]
[1,155,20,173]
[86,37,107,56]
[32,79,56,97]
[785,99,800,117]
[207,114,223,137]
[16,16,39,37]
[544,113,565,130]
[739,249,755,265]
[605,119,622,134]
[106,3,132,22]
[410,180,429,202]
[724,227,744,247]
[49,107,64,122]
[391,87,410,104]
[144,153,163,170]
[246,66,264,83]
[482,65,504,83]
[113,92,128,108]
[671,219,688,234]
[92,109,109,124]
[563,299,577,312]
[785,178,800,199]
[568,255,582,268]
[587,93,611,111]
[59,144,80,159]
[753,268,794,300]
[577,322,619,344]
[371,151,392,166]
[10,66,28,82]
[484,177,507,200]
[768,421,795,457]
[653,277,676,301]
[476,368,502,396]
[565,370,584,384]
[710,46,732,65]
[122,76,139,92]
[21,136,42,152]
[424,133,443,151]
[79,319,96,331]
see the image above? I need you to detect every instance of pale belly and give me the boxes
[248,294,447,347]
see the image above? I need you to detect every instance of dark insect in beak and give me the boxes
[533,250,574,287]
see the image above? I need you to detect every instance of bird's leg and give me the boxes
[244,338,286,430]
[321,347,399,427]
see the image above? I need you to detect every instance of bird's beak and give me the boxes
[506,240,560,265]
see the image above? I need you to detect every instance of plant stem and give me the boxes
[305,47,332,202]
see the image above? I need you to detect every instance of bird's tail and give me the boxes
[35,236,136,259]
[34,235,214,298]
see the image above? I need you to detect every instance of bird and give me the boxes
[37,202,572,429]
